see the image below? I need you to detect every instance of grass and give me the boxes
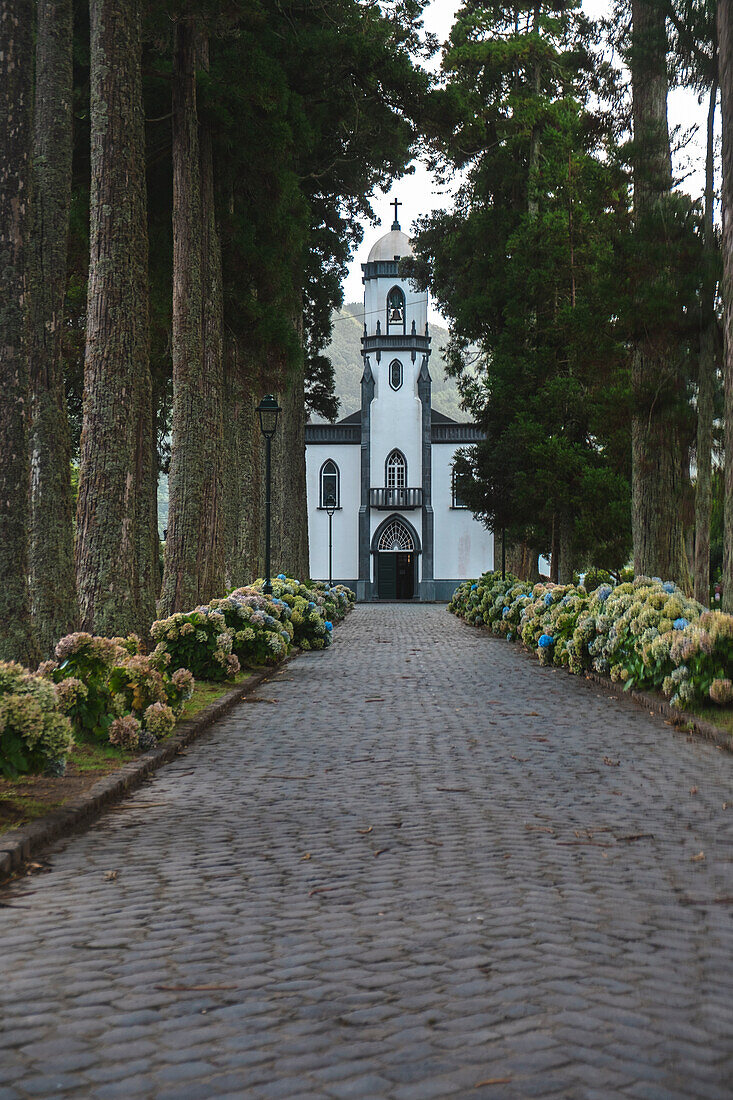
[180,670,250,719]
[684,702,733,738]
[0,671,253,837]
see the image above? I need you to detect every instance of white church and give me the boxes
[305,207,494,600]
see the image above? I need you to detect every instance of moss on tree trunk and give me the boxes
[0,0,38,664]
[222,337,264,588]
[29,0,79,656]
[161,25,225,614]
[75,0,157,637]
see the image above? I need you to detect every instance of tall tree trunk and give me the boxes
[222,337,263,587]
[0,0,37,663]
[161,25,225,612]
[76,0,156,637]
[720,1,733,612]
[271,325,310,581]
[630,0,687,584]
[197,40,225,601]
[557,503,574,584]
[694,79,718,606]
[29,0,79,656]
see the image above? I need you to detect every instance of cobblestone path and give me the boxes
[1,605,733,1100]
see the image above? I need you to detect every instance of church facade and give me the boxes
[305,212,494,600]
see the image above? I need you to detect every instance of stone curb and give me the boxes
[0,660,287,886]
[466,620,733,754]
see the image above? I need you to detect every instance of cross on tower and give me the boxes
[391,197,402,230]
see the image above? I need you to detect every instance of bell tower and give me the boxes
[357,206,433,600]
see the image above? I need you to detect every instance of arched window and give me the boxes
[378,518,414,552]
[389,359,403,391]
[385,449,407,488]
[320,459,339,508]
[386,286,406,333]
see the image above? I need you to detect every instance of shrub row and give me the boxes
[1,577,355,779]
[450,572,733,711]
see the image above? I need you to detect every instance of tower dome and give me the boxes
[367,228,413,263]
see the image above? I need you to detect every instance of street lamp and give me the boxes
[257,394,281,594]
[325,494,336,587]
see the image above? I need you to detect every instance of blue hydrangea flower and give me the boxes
[652,576,662,584]
[673,618,689,630]
[544,593,553,607]
[325,621,333,631]
[277,573,286,580]
[471,583,478,591]
[662,581,676,594]
[308,601,315,609]
[502,606,510,618]
[597,585,612,602]
[538,634,554,648]
[507,632,513,642]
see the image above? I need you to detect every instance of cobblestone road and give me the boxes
[1,605,732,1100]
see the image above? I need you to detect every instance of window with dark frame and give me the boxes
[452,466,468,508]
[320,459,339,508]
[389,358,403,391]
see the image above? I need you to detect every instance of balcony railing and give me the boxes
[370,487,422,510]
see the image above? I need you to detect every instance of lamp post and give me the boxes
[325,494,336,587]
[257,394,281,595]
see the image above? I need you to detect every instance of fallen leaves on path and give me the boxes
[691,851,705,862]
[357,826,373,834]
[155,984,237,992]
[603,757,620,766]
[475,1077,512,1087]
[104,870,118,881]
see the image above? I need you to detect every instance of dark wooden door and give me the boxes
[395,552,414,599]
[377,553,396,599]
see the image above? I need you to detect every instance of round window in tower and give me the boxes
[389,359,403,391]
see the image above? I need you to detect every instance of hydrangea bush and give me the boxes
[218,588,294,664]
[150,608,240,681]
[450,571,733,711]
[40,632,195,750]
[0,662,74,778]
[253,576,334,650]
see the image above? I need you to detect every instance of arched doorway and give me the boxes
[372,516,420,600]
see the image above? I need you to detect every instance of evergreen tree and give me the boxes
[29,0,80,654]
[75,0,157,635]
[0,0,37,663]
[409,1,631,579]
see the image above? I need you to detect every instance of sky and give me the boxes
[340,0,713,320]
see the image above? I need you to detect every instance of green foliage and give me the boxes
[0,662,74,779]
[407,2,634,573]
[150,608,240,682]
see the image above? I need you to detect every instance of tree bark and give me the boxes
[222,336,264,587]
[694,79,718,606]
[720,1,733,611]
[557,503,574,584]
[270,328,310,581]
[76,0,157,637]
[630,0,687,584]
[29,0,79,656]
[161,25,225,613]
[0,0,37,663]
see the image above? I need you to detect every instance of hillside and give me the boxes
[320,302,466,422]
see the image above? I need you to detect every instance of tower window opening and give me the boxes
[387,286,405,333]
[389,359,403,391]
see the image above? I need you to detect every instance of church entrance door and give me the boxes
[377,552,414,600]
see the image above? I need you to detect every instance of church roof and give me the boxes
[367,228,413,263]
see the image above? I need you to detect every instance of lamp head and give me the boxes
[325,494,336,517]
[257,394,281,439]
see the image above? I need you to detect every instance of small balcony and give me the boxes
[370,487,422,510]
